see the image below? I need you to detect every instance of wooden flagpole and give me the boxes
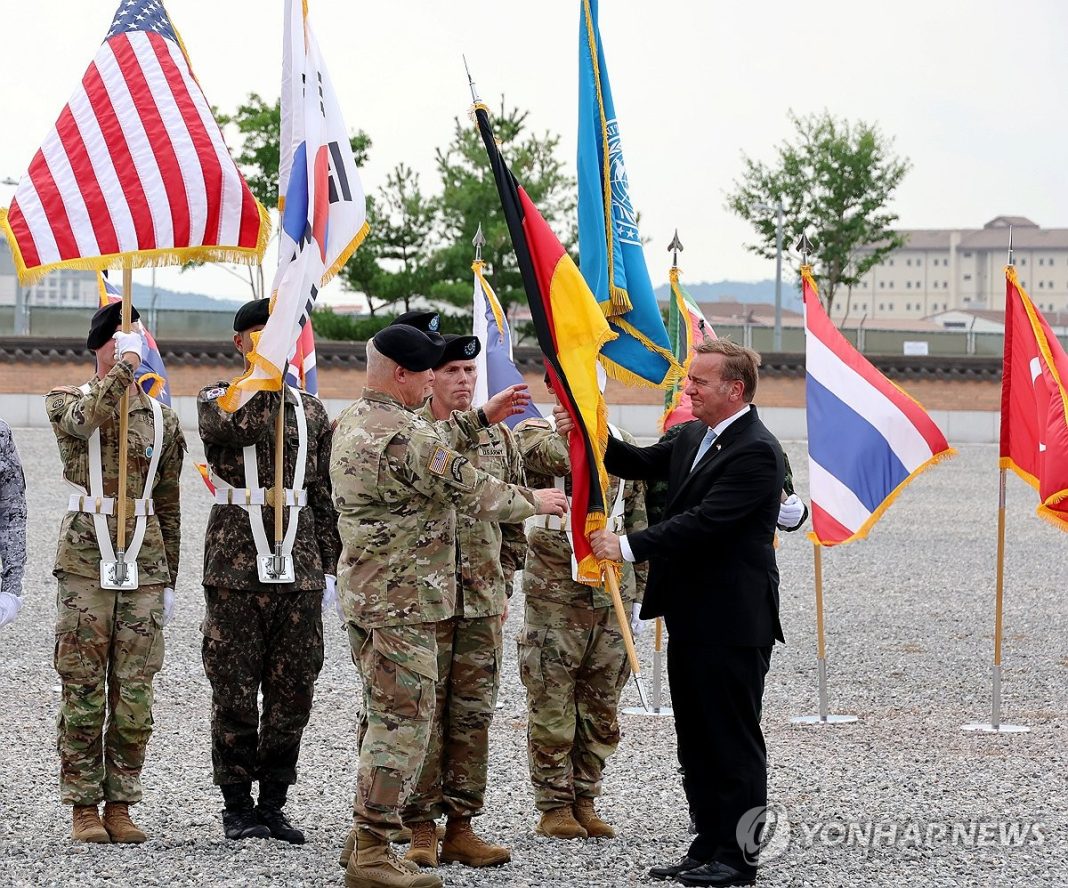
[604,566,650,711]
[114,267,134,583]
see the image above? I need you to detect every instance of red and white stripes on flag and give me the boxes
[0,0,268,284]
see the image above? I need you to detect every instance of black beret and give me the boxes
[234,298,271,332]
[373,325,445,372]
[390,310,440,333]
[435,334,481,368]
[87,301,141,351]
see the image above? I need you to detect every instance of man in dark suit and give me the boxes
[586,338,785,887]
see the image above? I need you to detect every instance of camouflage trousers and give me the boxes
[53,573,165,806]
[402,614,504,823]
[517,597,631,811]
[202,587,324,786]
[347,621,438,841]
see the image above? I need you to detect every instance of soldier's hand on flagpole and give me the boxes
[533,488,569,517]
[778,494,805,529]
[113,331,145,370]
[483,384,532,424]
[590,529,622,561]
[552,404,574,436]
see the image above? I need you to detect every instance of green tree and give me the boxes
[217,93,371,209]
[726,110,911,314]
[433,98,576,319]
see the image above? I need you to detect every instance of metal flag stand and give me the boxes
[963,228,1029,734]
[791,543,857,726]
[623,617,673,717]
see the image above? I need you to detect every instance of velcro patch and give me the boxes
[428,445,454,477]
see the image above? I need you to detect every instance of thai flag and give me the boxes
[804,267,953,546]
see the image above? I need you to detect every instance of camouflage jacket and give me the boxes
[422,399,527,617]
[514,418,648,610]
[198,383,341,592]
[330,388,538,629]
[0,420,27,598]
[46,361,185,586]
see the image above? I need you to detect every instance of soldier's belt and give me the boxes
[67,494,155,517]
[530,514,624,533]
[213,486,308,508]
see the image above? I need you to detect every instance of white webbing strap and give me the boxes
[70,384,163,566]
[211,387,308,560]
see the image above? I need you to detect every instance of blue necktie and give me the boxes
[690,427,718,472]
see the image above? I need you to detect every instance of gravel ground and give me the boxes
[0,428,1065,887]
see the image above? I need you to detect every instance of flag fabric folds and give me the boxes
[474,102,616,583]
[220,0,367,412]
[803,267,953,546]
[0,0,268,284]
[97,274,171,406]
[577,0,679,388]
[661,267,713,431]
[285,323,318,395]
[471,260,541,428]
[999,265,1068,529]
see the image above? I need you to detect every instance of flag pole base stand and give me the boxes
[790,714,858,726]
[622,705,674,717]
[960,722,1029,734]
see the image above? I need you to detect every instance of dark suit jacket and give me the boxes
[604,406,785,646]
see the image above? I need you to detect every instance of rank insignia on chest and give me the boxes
[428,445,454,476]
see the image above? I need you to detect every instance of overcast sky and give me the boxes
[2,0,1066,303]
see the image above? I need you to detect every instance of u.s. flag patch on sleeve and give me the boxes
[428,445,454,477]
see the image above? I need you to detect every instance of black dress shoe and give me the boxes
[648,856,705,881]
[677,860,755,886]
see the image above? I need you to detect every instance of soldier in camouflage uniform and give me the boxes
[513,374,649,841]
[0,419,27,629]
[400,334,526,869]
[46,302,185,844]
[198,298,341,844]
[330,325,567,888]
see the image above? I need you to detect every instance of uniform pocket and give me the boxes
[54,609,91,682]
[516,626,548,695]
[141,610,165,679]
[364,626,437,721]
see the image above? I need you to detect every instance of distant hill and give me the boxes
[654,279,802,309]
[128,282,243,312]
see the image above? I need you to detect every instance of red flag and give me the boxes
[1000,265,1068,529]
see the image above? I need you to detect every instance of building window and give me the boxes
[888,259,894,266]
[860,303,867,311]
[906,303,911,311]
[906,281,912,289]
[889,303,895,311]
[916,258,923,266]
[879,303,885,311]
[879,281,885,288]
[1021,258,1027,265]
[916,281,921,288]
[963,274,972,281]
[906,258,911,266]
[963,252,972,258]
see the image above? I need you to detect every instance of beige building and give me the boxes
[831,216,1068,322]
[0,238,100,308]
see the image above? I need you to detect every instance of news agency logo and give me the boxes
[736,805,1045,866]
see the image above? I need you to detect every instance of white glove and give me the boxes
[322,575,343,620]
[778,494,805,529]
[162,587,176,627]
[113,330,146,363]
[0,591,23,629]
[629,602,646,638]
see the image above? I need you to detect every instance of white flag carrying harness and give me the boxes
[209,386,308,583]
[65,384,164,590]
[530,420,627,582]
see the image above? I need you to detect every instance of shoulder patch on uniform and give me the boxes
[199,386,228,402]
[47,385,82,397]
[518,419,552,430]
[428,445,455,477]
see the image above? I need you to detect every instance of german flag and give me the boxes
[474,102,616,582]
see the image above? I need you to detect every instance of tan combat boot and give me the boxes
[403,821,440,867]
[345,830,442,888]
[71,805,111,843]
[441,815,511,867]
[340,827,421,872]
[573,797,615,838]
[102,801,148,843]
[535,805,588,839]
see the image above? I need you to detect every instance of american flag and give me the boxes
[0,0,267,283]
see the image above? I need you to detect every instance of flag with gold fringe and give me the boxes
[0,0,268,284]
[577,0,680,388]
[220,0,367,412]
[661,267,713,431]
[475,101,615,583]
[804,266,953,546]
[999,265,1068,529]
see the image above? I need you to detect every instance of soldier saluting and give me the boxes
[197,298,342,844]
[46,302,185,845]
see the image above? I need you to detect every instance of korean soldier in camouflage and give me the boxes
[330,325,567,888]
[46,302,185,845]
[0,419,27,628]
[400,334,526,869]
[198,298,342,844]
[512,372,648,841]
